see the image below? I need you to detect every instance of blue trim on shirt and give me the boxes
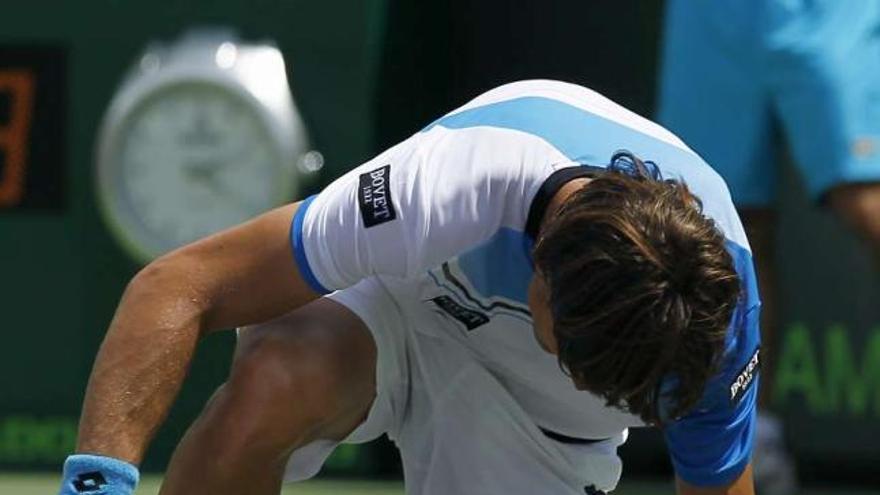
[290,195,331,295]
[456,228,533,305]
[424,97,698,176]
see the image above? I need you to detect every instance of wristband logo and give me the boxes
[72,471,107,492]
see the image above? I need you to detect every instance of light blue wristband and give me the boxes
[59,454,139,495]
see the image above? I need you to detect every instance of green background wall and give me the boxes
[0,0,387,471]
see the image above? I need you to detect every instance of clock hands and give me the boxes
[181,159,218,181]
[182,159,263,214]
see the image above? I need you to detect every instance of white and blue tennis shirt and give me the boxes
[291,80,761,487]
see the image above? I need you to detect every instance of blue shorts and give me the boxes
[658,0,880,206]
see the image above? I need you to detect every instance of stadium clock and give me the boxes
[96,29,322,263]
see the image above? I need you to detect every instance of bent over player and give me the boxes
[59,80,760,495]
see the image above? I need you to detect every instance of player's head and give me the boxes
[529,151,740,424]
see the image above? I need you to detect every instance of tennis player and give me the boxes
[60,80,759,495]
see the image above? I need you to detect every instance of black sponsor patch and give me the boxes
[431,295,490,330]
[729,347,760,405]
[358,164,396,228]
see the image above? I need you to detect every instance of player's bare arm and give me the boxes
[76,201,317,464]
[677,464,755,495]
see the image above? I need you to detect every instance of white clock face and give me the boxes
[104,82,286,259]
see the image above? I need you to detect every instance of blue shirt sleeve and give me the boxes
[663,301,761,487]
[290,195,332,295]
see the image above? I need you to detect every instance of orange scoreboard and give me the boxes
[0,46,65,210]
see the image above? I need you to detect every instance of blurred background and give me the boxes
[1,1,878,493]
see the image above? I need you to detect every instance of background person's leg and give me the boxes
[828,184,880,256]
[159,298,377,495]
[755,3,880,493]
[769,1,880,245]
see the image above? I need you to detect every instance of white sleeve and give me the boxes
[290,126,559,293]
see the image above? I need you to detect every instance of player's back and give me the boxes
[423,80,748,248]
[296,78,760,446]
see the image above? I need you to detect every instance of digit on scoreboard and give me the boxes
[0,69,35,207]
[0,45,66,211]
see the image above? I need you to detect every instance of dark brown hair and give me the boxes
[532,152,740,424]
